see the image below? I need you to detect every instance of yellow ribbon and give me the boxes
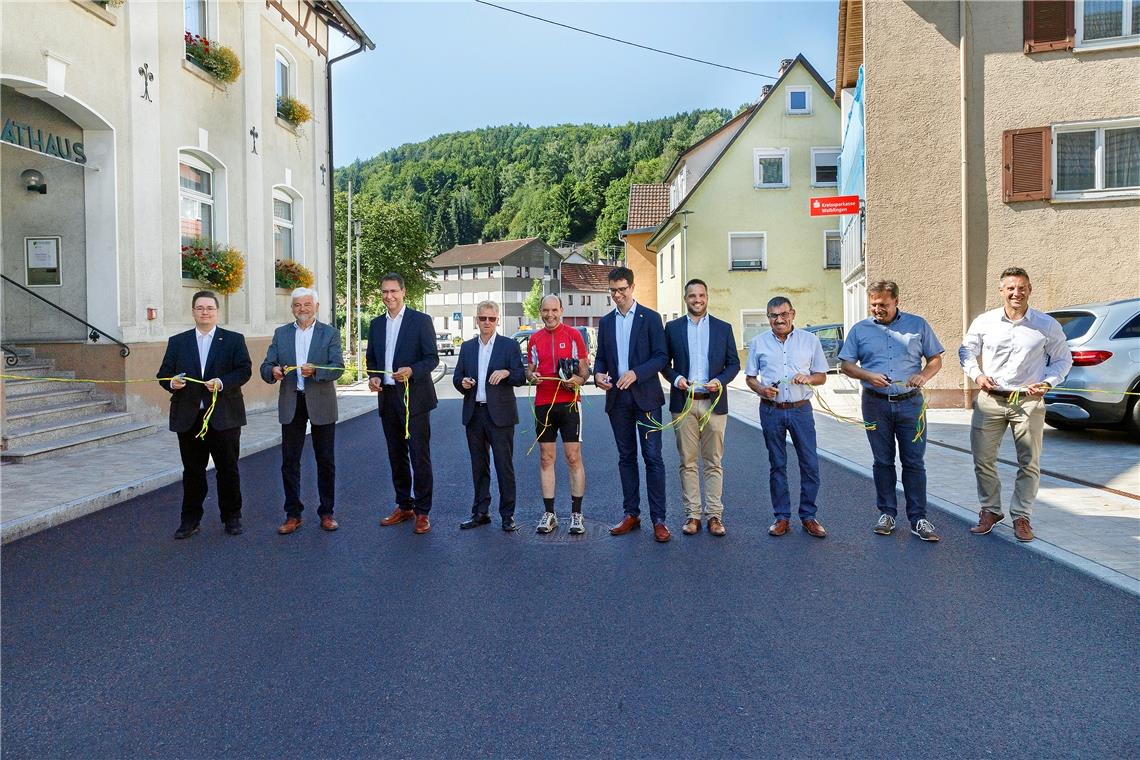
[638,382,724,435]
[527,375,582,455]
[281,363,410,439]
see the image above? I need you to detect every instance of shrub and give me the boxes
[275,259,314,290]
[181,237,245,294]
[276,96,312,127]
[184,32,242,84]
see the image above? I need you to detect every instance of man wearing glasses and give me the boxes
[594,267,671,542]
[157,290,252,539]
[453,301,527,531]
[744,296,829,538]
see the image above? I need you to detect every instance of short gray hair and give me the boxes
[540,294,562,308]
[476,300,500,314]
[291,287,319,302]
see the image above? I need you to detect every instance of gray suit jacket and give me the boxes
[260,321,344,425]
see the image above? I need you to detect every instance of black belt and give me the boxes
[691,392,711,400]
[866,388,919,402]
[985,389,1014,398]
[761,398,810,409]
[474,401,488,406]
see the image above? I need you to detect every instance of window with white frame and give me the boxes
[824,230,841,269]
[729,232,766,271]
[1054,119,1140,199]
[584,295,591,306]
[669,244,675,278]
[185,0,208,37]
[1076,0,1140,48]
[811,148,840,186]
[669,165,688,211]
[606,296,612,306]
[786,86,812,115]
[658,252,663,282]
[275,51,291,102]
[273,190,295,261]
[754,148,790,188]
[741,311,769,345]
[179,156,213,245]
[568,294,574,306]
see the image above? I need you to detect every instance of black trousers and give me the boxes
[380,387,433,514]
[465,404,517,519]
[177,409,242,524]
[282,392,336,518]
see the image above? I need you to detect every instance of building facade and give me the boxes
[618,183,669,311]
[560,262,613,327]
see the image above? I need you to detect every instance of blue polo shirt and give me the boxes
[838,311,944,395]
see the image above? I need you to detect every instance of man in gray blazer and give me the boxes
[261,287,344,534]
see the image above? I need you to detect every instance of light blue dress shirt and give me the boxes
[615,302,638,376]
[681,314,709,389]
[745,328,829,403]
[839,311,944,395]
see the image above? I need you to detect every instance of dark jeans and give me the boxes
[281,392,336,518]
[380,388,433,514]
[607,391,667,524]
[862,392,927,524]
[759,402,820,521]
[465,404,517,519]
[177,409,242,525]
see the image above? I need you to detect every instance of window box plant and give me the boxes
[182,237,245,294]
[275,259,314,290]
[184,32,242,84]
[276,96,312,127]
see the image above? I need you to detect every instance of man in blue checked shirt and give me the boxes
[839,281,944,542]
[745,296,830,539]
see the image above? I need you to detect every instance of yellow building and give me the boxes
[646,55,843,345]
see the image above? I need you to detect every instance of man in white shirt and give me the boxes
[745,296,830,538]
[959,267,1072,542]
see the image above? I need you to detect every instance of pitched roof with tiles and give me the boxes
[561,263,612,292]
[431,237,540,267]
[626,184,670,230]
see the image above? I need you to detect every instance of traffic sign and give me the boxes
[452,311,462,322]
[809,195,860,216]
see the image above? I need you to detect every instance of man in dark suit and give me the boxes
[366,272,439,534]
[157,290,252,539]
[260,287,344,535]
[594,266,671,542]
[452,300,527,531]
[663,279,741,537]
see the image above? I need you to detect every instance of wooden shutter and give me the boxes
[1024,0,1074,53]
[1002,127,1052,202]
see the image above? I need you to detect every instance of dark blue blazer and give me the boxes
[157,327,252,433]
[452,334,526,427]
[595,303,668,413]
[662,314,740,415]
[365,307,439,415]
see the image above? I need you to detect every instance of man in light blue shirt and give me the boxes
[839,280,944,541]
[744,296,830,538]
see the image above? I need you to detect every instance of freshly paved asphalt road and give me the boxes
[2,397,1136,759]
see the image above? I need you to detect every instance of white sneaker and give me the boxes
[536,512,558,534]
[874,513,896,535]
[569,512,585,535]
[911,518,940,542]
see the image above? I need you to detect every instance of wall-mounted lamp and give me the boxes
[21,169,47,194]
[353,220,362,238]
[146,307,158,321]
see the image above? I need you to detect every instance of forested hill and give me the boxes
[335,108,737,256]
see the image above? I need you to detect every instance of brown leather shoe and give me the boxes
[970,510,1004,535]
[653,523,671,543]
[707,516,726,537]
[609,515,641,535]
[801,519,827,538]
[320,515,339,532]
[278,517,302,535]
[682,517,701,535]
[413,514,431,534]
[768,518,790,536]
[380,507,415,526]
[1013,517,1034,542]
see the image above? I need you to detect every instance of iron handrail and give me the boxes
[1,343,19,366]
[0,274,130,357]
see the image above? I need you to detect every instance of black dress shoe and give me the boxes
[174,523,200,540]
[502,517,518,532]
[460,514,492,529]
[224,519,243,536]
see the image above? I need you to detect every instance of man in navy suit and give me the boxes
[366,273,439,534]
[452,300,527,531]
[663,279,741,537]
[260,287,344,535]
[594,266,672,542]
[157,290,252,539]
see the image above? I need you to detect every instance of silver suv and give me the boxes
[1045,298,1140,434]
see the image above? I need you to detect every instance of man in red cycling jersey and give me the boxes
[526,294,589,535]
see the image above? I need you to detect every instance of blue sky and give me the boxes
[331,1,839,163]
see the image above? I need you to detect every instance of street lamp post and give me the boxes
[344,179,353,365]
[354,218,363,382]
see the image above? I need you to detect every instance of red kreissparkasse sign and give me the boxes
[809,195,860,216]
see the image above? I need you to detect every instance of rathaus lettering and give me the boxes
[1,119,86,164]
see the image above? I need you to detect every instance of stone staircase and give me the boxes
[1,347,155,463]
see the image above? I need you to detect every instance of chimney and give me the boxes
[778,58,794,75]
[760,84,773,99]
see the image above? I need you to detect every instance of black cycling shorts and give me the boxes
[535,402,581,443]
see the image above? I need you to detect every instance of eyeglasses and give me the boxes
[193,306,218,312]
[608,285,631,295]
[477,316,498,322]
[767,311,792,321]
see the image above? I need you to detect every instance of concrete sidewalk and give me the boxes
[727,372,1139,594]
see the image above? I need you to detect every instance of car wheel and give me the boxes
[1127,397,1140,436]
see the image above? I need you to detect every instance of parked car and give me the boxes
[804,323,845,370]
[1045,298,1140,433]
[513,326,596,380]
[435,331,455,356]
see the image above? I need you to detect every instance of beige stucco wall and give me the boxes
[622,230,658,311]
[864,0,1140,405]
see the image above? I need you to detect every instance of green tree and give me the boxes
[522,278,543,321]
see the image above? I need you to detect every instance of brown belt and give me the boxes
[691,392,711,400]
[761,398,810,410]
[985,389,1014,398]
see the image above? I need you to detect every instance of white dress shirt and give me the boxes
[195,326,216,408]
[384,306,406,385]
[476,333,496,403]
[960,307,1072,389]
[745,328,829,403]
[294,321,315,392]
[615,301,638,376]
